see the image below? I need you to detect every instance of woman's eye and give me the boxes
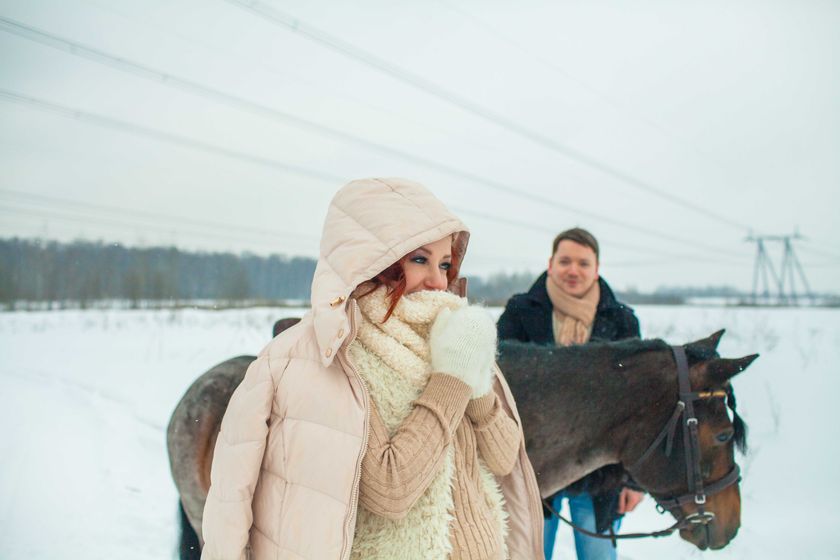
[410,256,427,264]
[440,262,452,270]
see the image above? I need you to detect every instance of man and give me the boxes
[497,227,644,560]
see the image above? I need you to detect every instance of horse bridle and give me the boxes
[543,345,742,543]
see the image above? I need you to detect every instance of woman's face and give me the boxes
[547,240,599,298]
[401,237,453,294]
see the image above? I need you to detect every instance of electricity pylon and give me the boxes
[746,232,814,305]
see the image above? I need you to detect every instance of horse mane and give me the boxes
[499,337,662,365]
[498,337,712,369]
[603,337,720,364]
[727,386,748,454]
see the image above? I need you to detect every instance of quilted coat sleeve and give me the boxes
[201,354,277,560]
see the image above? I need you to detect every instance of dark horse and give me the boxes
[167,321,755,558]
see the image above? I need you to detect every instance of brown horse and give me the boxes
[167,323,755,557]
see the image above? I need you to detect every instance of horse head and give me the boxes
[620,330,758,550]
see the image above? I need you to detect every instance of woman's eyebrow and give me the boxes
[413,247,451,259]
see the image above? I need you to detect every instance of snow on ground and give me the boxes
[0,305,837,559]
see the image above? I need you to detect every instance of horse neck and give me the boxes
[522,348,671,496]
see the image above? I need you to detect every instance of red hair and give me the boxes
[359,249,461,322]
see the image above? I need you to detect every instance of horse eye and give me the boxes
[716,431,733,443]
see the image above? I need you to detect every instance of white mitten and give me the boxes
[429,305,497,398]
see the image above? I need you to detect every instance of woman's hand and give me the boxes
[429,306,497,398]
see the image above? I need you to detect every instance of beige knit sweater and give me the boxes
[349,288,521,560]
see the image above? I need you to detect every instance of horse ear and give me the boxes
[706,354,759,384]
[686,329,725,355]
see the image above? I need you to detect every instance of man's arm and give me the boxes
[496,298,528,342]
[618,306,641,339]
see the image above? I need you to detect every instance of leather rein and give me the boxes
[542,345,741,544]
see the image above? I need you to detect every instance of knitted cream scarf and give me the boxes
[545,275,600,346]
[348,285,506,559]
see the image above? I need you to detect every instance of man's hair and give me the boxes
[551,228,600,261]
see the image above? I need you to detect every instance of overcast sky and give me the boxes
[1,0,838,292]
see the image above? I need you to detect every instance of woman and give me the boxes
[201,178,544,559]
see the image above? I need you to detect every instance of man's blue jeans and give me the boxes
[544,492,622,560]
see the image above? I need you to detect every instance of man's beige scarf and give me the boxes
[545,276,600,346]
[348,285,508,559]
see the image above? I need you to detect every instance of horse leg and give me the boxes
[178,500,202,560]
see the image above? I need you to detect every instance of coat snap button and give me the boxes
[330,296,345,308]
[337,329,345,338]
[325,347,332,358]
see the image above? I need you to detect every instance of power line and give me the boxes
[4,13,831,284]
[0,89,344,185]
[0,209,307,255]
[0,88,758,271]
[804,239,840,253]
[3,206,830,271]
[76,0,507,159]
[1,207,768,272]
[0,204,319,254]
[605,258,752,268]
[224,0,749,232]
[0,188,743,270]
[0,189,818,272]
[451,206,745,265]
[0,189,320,243]
[799,244,840,261]
[434,0,734,175]
[0,16,749,260]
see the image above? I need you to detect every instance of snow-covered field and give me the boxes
[0,305,838,559]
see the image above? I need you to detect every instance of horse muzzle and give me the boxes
[681,524,739,550]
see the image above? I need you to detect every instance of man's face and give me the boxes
[547,240,599,298]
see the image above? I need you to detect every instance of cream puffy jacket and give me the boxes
[201,178,545,560]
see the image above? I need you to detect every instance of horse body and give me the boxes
[499,340,660,494]
[166,355,253,545]
[168,325,755,555]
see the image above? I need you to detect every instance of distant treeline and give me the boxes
[653,285,744,298]
[0,238,539,309]
[4,238,764,310]
[0,238,316,307]
[465,272,535,305]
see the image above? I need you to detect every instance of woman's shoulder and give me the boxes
[264,313,323,365]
